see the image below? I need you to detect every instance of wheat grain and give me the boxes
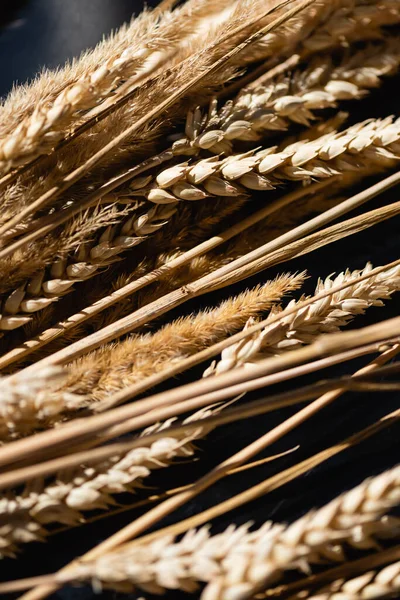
[0,367,76,440]
[0,408,214,558]
[60,465,400,598]
[205,263,400,376]
[130,116,400,203]
[293,560,400,600]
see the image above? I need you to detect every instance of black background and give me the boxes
[0,2,399,599]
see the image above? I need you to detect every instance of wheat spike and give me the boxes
[0,0,237,175]
[0,201,178,333]
[205,263,400,376]
[296,560,400,600]
[0,367,76,440]
[60,466,400,597]
[130,116,400,203]
[171,38,400,156]
[55,274,304,409]
[0,201,128,332]
[0,408,214,558]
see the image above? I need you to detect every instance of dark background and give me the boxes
[0,1,399,598]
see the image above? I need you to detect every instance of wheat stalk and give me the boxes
[0,408,214,558]
[293,560,400,600]
[205,263,400,376]
[55,465,400,598]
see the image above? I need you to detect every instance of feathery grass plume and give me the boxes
[292,560,400,600]
[0,408,215,558]
[169,38,400,156]
[59,274,305,407]
[130,116,400,204]
[0,0,238,175]
[205,263,400,376]
[58,465,400,597]
[0,202,129,332]
[0,367,77,440]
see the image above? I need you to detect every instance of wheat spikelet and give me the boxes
[57,274,304,408]
[170,38,400,156]
[294,560,400,600]
[205,263,400,376]
[130,116,400,204]
[0,367,76,440]
[0,408,215,558]
[60,466,400,597]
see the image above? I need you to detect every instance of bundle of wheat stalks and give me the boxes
[0,0,400,598]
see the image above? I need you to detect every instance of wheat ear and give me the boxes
[295,560,400,600]
[58,465,400,598]
[0,201,178,333]
[0,0,237,175]
[0,407,215,558]
[170,38,400,156]
[131,116,400,204]
[48,274,305,417]
[205,263,400,375]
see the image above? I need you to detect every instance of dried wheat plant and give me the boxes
[0,1,400,598]
[50,465,400,598]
